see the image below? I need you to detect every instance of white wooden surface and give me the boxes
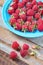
[0,7,43,47]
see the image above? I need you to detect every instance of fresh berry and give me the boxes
[13,0,19,3]
[27,9,34,16]
[10,18,17,25]
[10,2,18,9]
[22,25,28,32]
[23,44,29,50]
[25,21,31,26]
[32,0,37,6]
[20,14,26,21]
[18,2,24,8]
[20,49,28,57]
[38,1,43,7]
[9,51,17,59]
[22,0,29,3]
[28,22,36,32]
[27,16,33,21]
[32,5,38,12]
[35,13,41,19]
[14,23,22,30]
[11,13,19,19]
[8,7,14,15]
[26,3,32,10]
[12,41,20,50]
[15,9,20,15]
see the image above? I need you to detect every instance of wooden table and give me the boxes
[0,1,43,65]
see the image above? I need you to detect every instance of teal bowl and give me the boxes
[2,0,43,38]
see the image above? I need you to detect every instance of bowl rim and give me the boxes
[2,0,43,38]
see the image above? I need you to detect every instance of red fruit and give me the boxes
[10,18,17,25]
[37,23,43,31]
[20,14,26,21]
[28,23,36,32]
[35,13,41,19]
[26,3,32,9]
[27,9,34,16]
[11,13,18,19]
[18,2,24,8]
[17,19,24,25]
[8,7,14,15]
[38,1,43,7]
[21,7,26,13]
[25,21,31,26]
[32,5,38,12]
[13,0,19,3]
[22,25,28,32]
[12,41,19,50]
[9,51,17,59]
[14,23,22,30]
[20,49,28,57]
[27,16,33,21]
[23,44,29,50]
[32,0,37,6]
[15,9,20,15]
[10,2,18,9]
[22,0,29,3]
[41,10,43,15]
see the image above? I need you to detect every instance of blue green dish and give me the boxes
[2,0,43,38]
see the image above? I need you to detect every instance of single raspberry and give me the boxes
[10,18,17,25]
[32,0,37,6]
[15,9,20,15]
[9,51,17,59]
[22,25,28,32]
[22,0,29,3]
[26,3,32,10]
[17,19,24,25]
[27,9,34,16]
[11,13,19,19]
[18,2,24,8]
[23,44,29,50]
[8,7,14,15]
[14,23,22,30]
[13,0,19,3]
[20,14,26,21]
[35,13,41,19]
[27,16,33,21]
[12,41,20,50]
[10,2,18,9]
[32,5,38,12]
[20,49,28,57]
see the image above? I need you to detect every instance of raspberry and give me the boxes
[11,13,18,19]
[14,23,22,30]
[35,13,41,19]
[15,9,20,15]
[32,0,37,6]
[26,3,32,9]
[12,41,20,50]
[8,7,14,15]
[13,0,19,3]
[10,18,17,25]
[25,21,31,26]
[20,49,28,57]
[27,16,33,21]
[18,2,24,8]
[20,14,26,21]
[22,25,28,32]
[38,1,43,7]
[10,2,18,9]
[22,0,29,3]
[32,5,38,12]
[27,9,34,16]
[9,51,17,59]
[23,44,29,50]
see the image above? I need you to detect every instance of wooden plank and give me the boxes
[0,27,43,65]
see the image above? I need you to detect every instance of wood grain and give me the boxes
[0,27,43,65]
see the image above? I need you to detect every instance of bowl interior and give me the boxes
[2,0,43,38]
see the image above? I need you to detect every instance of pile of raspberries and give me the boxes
[8,0,43,32]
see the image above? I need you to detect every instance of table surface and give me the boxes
[0,1,43,65]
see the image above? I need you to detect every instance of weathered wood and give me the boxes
[0,27,43,65]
